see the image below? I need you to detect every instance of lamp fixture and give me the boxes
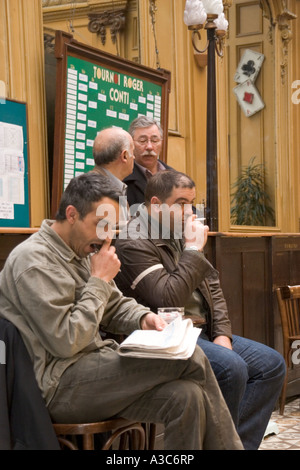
[184,0,229,232]
[184,0,228,56]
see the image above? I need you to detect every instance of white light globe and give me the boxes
[184,0,207,26]
[214,12,228,31]
[201,0,224,15]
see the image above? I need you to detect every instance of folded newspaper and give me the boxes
[118,316,201,360]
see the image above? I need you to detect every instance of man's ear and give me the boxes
[150,196,162,213]
[65,205,79,224]
[120,150,128,163]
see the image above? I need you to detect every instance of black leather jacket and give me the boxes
[123,160,172,209]
[115,212,232,341]
[0,318,60,450]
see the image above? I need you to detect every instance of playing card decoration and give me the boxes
[233,79,265,117]
[243,92,254,104]
[233,49,265,117]
[234,49,264,84]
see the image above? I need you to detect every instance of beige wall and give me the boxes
[145,0,300,232]
[138,0,208,204]
[1,0,298,232]
[0,0,49,227]
[272,0,299,232]
[290,0,300,232]
[40,0,300,233]
[43,0,209,208]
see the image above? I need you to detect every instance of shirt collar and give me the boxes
[102,168,127,195]
[135,160,166,178]
[39,220,82,262]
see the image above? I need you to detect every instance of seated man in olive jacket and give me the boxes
[115,169,286,450]
[0,172,243,451]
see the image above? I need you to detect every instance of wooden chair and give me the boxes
[0,318,147,450]
[98,329,157,450]
[276,285,300,415]
[53,418,145,450]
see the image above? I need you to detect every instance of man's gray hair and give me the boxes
[129,115,163,139]
[93,129,131,166]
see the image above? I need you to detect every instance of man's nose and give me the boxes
[184,204,193,216]
[145,140,154,149]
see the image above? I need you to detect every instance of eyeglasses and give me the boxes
[134,137,162,146]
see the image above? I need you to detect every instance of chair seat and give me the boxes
[53,418,146,450]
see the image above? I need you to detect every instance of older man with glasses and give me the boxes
[123,115,173,211]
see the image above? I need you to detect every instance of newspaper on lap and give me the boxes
[118,316,201,360]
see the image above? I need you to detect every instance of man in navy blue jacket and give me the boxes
[124,115,172,212]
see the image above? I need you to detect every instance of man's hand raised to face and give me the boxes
[90,238,121,282]
[184,215,209,252]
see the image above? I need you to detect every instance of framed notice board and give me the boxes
[51,30,171,217]
[0,99,30,228]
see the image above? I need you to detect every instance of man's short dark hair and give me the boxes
[144,170,195,206]
[129,115,163,139]
[56,173,122,221]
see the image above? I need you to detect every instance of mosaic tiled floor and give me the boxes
[259,397,300,450]
[153,397,300,450]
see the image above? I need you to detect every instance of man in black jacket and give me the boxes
[115,170,286,450]
[123,115,172,212]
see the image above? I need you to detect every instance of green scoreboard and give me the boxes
[51,31,171,217]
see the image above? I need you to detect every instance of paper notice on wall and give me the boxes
[0,201,14,220]
[0,121,24,151]
[0,122,25,207]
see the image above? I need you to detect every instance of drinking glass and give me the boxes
[157,307,184,324]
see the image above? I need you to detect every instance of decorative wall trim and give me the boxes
[260,0,297,83]
[42,1,128,22]
[44,32,56,54]
[88,9,126,45]
[277,8,297,83]
[43,0,83,6]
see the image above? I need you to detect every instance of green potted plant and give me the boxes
[230,156,275,226]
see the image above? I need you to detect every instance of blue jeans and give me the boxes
[198,334,286,450]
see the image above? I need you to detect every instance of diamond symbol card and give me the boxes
[233,79,265,117]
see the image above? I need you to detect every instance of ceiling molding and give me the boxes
[42,0,129,22]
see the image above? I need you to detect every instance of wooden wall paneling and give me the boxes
[242,249,270,345]
[271,235,300,397]
[271,235,300,352]
[219,250,245,337]
[214,235,271,344]
[0,233,36,270]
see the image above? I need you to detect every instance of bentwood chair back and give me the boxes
[52,419,145,450]
[276,285,300,414]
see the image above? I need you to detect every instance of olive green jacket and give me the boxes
[0,220,150,404]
